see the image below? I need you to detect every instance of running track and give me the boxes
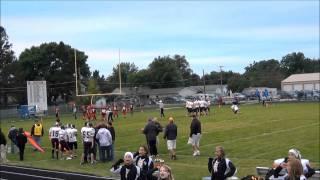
[0,164,119,180]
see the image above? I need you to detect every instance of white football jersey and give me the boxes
[49,126,61,139]
[81,127,95,142]
[58,129,68,142]
[67,128,77,142]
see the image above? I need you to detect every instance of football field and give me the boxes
[1,102,319,179]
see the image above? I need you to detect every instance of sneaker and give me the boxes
[196,150,200,156]
[66,157,72,160]
[193,152,197,156]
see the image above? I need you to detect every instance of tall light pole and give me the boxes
[219,66,224,96]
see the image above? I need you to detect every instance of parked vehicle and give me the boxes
[233,93,246,101]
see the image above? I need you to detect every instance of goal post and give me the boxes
[74,49,124,99]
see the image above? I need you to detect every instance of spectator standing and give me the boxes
[190,115,201,156]
[163,117,177,160]
[96,123,113,162]
[16,128,28,161]
[208,146,236,180]
[0,128,7,163]
[143,119,159,157]
[31,118,44,151]
[159,100,165,118]
[107,122,116,161]
[153,118,163,147]
[8,125,18,154]
[73,104,77,120]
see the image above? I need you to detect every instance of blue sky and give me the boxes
[1,1,319,77]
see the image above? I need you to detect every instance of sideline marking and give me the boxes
[0,164,112,179]
[0,171,64,180]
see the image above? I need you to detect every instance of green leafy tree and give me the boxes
[0,26,18,105]
[148,56,183,88]
[173,54,193,86]
[18,42,90,104]
[244,59,284,88]
[106,62,138,89]
[280,52,306,76]
[227,74,249,92]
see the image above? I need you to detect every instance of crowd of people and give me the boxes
[0,99,317,180]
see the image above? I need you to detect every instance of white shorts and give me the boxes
[191,133,201,146]
[167,140,176,150]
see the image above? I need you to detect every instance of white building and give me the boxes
[281,73,320,92]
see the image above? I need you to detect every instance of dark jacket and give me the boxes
[16,133,27,147]
[8,127,18,143]
[154,121,163,136]
[208,157,236,180]
[143,121,158,141]
[120,164,139,180]
[0,130,7,145]
[164,123,177,140]
[107,126,116,142]
[190,118,201,137]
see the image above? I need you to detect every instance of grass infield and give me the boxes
[1,102,319,179]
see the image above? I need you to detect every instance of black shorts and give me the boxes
[83,141,93,155]
[187,108,192,113]
[60,140,70,151]
[68,142,77,150]
[200,107,205,112]
[51,138,59,149]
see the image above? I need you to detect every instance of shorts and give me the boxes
[191,133,201,146]
[51,138,59,149]
[68,142,77,150]
[187,108,192,113]
[200,107,205,112]
[167,140,176,150]
[83,141,93,155]
[60,140,70,151]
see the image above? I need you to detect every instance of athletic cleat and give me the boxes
[196,150,200,156]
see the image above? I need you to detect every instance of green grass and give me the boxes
[1,102,319,179]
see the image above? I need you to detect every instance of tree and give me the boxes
[0,26,18,105]
[128,69,151,87]
[280,52,308,76]
[92,70,109,92]
[243,59,284,88]
[303,58,320,73]
[173,54,193,86]
[202,70,239,85]
[106,62,138,90]
[148,56,183,88]
[227,74,249,92]
[17,42,90,104]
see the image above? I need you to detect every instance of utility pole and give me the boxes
[203,69,206,94]
[219,66,224,96]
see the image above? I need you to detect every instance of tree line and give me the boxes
[1,26,319,106]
